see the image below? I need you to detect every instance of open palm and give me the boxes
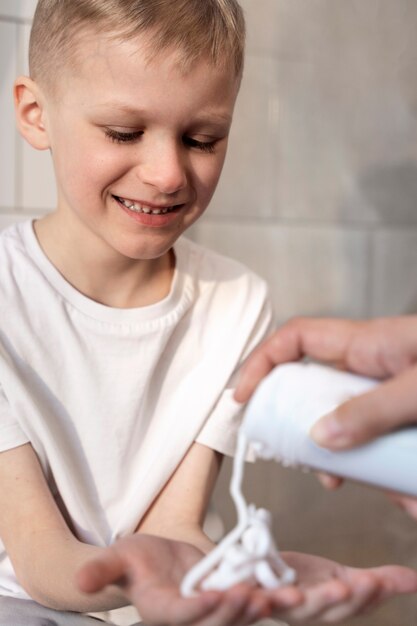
[77,534,417,625]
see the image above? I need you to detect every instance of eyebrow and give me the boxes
[93,101,232,126]
[92,102,147,117]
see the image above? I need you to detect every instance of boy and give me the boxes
[1,1,416,625]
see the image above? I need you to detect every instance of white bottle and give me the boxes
[242,362,417,497]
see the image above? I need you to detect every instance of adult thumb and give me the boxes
[310,365,417,450]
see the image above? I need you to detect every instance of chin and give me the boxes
[115,240,173,262]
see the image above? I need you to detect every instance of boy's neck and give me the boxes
[33,214,175,309]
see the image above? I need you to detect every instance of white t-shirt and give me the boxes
[0,221,272,614]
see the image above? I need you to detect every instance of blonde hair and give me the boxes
[29,0,245,93]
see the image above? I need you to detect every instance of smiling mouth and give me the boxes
[113,195,181,215]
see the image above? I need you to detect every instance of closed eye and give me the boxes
[104,127,217,152]
[183,136,217,153]
[105,128,143,143]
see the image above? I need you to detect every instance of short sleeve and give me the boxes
[196,294,275,457]
[0,385,30,452]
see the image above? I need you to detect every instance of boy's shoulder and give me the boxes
[177,236,268,297]
[0,220,35,296]
[0,220,27,262]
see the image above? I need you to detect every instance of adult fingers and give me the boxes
[234,317,358,403]
[310,364,417,450]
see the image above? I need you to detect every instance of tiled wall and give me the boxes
[191,0,417,321]
[2,2,417,625]
[206,3,417,625]
[2,0,417,318]
[0,0,55,228]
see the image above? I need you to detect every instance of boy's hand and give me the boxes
[76,533,301,624]
[76,533,417,625]
[273,551,417,624]
[76,533,302,625]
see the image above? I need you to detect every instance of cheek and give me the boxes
[54,139,125,199]
[193,152,227,202]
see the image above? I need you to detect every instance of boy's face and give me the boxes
[39,31,239,261]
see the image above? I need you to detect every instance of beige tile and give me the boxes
[16,22,56,211]
[371,228,417,315]
[210,54,280,218]
[241,1,417,70]
[240,0,300,59]
[275,60,417,224]
[18,22,30,74]
[189,220,370,322]
[237,0,417,225]
[0,0,37,20]
[0,211,41,230]
[21,138,57,212]
[0,21,17,208]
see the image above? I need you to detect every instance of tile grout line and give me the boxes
[0,15,32,26]
[14,22,21,212]
[15,19,33,213]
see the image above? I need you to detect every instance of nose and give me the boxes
[136,138,187,195]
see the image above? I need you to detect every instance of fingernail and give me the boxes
[310,414,353,449]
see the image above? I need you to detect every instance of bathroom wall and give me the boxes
[191,0,417,323]
[205,3,417,625]
[1,2,417,624]
[0,0,54,227]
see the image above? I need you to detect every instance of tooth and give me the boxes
[119,197,173,215]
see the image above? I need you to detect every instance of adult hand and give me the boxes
[235,316,417,513]
[76,533,417,625]
[235,316,417,449]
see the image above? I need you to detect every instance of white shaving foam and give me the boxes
[180,431,296,596]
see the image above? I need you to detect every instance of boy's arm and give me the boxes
[136,441,223,553]
[0,443,128,612]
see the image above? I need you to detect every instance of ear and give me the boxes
[14,76,51,150]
